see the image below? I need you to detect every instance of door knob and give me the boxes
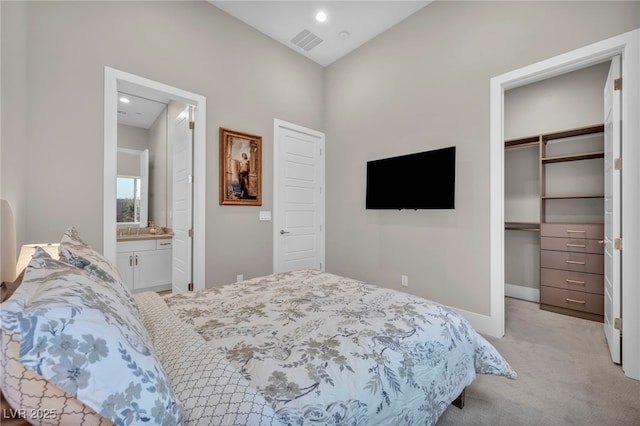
[280,230,290,235]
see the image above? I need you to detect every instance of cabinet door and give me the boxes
[134,249,172,290]
[116,251,134,290]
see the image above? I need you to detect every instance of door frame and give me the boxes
[489,29,640,380]
[103,67,207,290]
[272,118,325,273]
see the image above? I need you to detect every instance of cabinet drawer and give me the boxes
[156,239,172,249]
[540,268,603,295]
[540,237,604,254]
[540,286,604,315]
[117,240,156,252]
[540,223,603,239]
[540,250,603,274]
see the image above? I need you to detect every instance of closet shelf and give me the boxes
[505,222,541,232]
[541,124,604,141]
[504,124,604,149]
[542,195,604,200]
[505,136,540,149]
[542,151,604,164]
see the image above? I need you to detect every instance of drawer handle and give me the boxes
[566,260,585,265]
[598,240,604,244]
[566,230,586,233]
[566,298,586,305]
[566,243,586,248]
[159,242,171,246]
[566,279,585,285]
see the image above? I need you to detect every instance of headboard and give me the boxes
[1,199,17,283]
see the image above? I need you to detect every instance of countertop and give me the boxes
[116,228,173,242]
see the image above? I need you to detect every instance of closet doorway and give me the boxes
[503,63,610,317]
[490,30,640,380]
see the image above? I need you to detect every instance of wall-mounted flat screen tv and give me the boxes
[366,146,456,210]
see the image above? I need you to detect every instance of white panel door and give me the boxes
[172,109,193,293]
[274,119,325,273]
[604,56,621,364]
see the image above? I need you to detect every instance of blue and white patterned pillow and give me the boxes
[0,247,182,425]
[59,226,138,313]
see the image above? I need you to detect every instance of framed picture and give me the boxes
[219,127,262,205]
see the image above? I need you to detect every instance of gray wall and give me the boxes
[0,1,324,286]
[504,63,609,294]
[323,1,639,315]
[118,125,149,151]
[1,1,28,281]
[148,106,168,228]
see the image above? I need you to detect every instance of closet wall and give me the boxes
[504,62,610,302]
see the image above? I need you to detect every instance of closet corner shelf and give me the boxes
[505,222,540,232]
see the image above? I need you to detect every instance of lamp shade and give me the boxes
[16,243,60,278]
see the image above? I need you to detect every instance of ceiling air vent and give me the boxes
[290,29,323,52]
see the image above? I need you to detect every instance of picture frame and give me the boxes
[219,127,262,206]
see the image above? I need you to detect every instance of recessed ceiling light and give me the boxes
[119,97,130,103]
[315,11,327,23]
[339,30,351,40]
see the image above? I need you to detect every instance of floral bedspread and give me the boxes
[164,270,516,425]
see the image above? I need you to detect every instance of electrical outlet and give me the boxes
[236,274,243,283]
[401,275,409,287]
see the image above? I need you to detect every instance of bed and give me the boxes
[1,227,515,425]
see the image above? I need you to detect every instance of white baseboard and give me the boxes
[450,308,496,337]
[505,283,539,303]
[450,285,539,338]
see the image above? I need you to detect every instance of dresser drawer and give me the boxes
[540,223,603,239]
[540,237,604,254]
[540,268,603,295]
[540,250,603,274]
[540,286,604,315]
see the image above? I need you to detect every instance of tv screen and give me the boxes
[366,146,456,210]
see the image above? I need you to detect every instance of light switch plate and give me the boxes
[259,211,272,221]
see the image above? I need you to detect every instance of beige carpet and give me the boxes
[438,297,640,425]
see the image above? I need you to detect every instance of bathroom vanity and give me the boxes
[116,229,173,293]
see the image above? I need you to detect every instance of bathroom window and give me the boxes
[117,176,142,224]
[116,148,148,226]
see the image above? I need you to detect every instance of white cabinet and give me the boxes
[116,239,172,292]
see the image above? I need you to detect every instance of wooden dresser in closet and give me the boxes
[539,222,604,322]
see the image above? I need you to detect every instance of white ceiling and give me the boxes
[209,1,432,67]
[117,92,167,129]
